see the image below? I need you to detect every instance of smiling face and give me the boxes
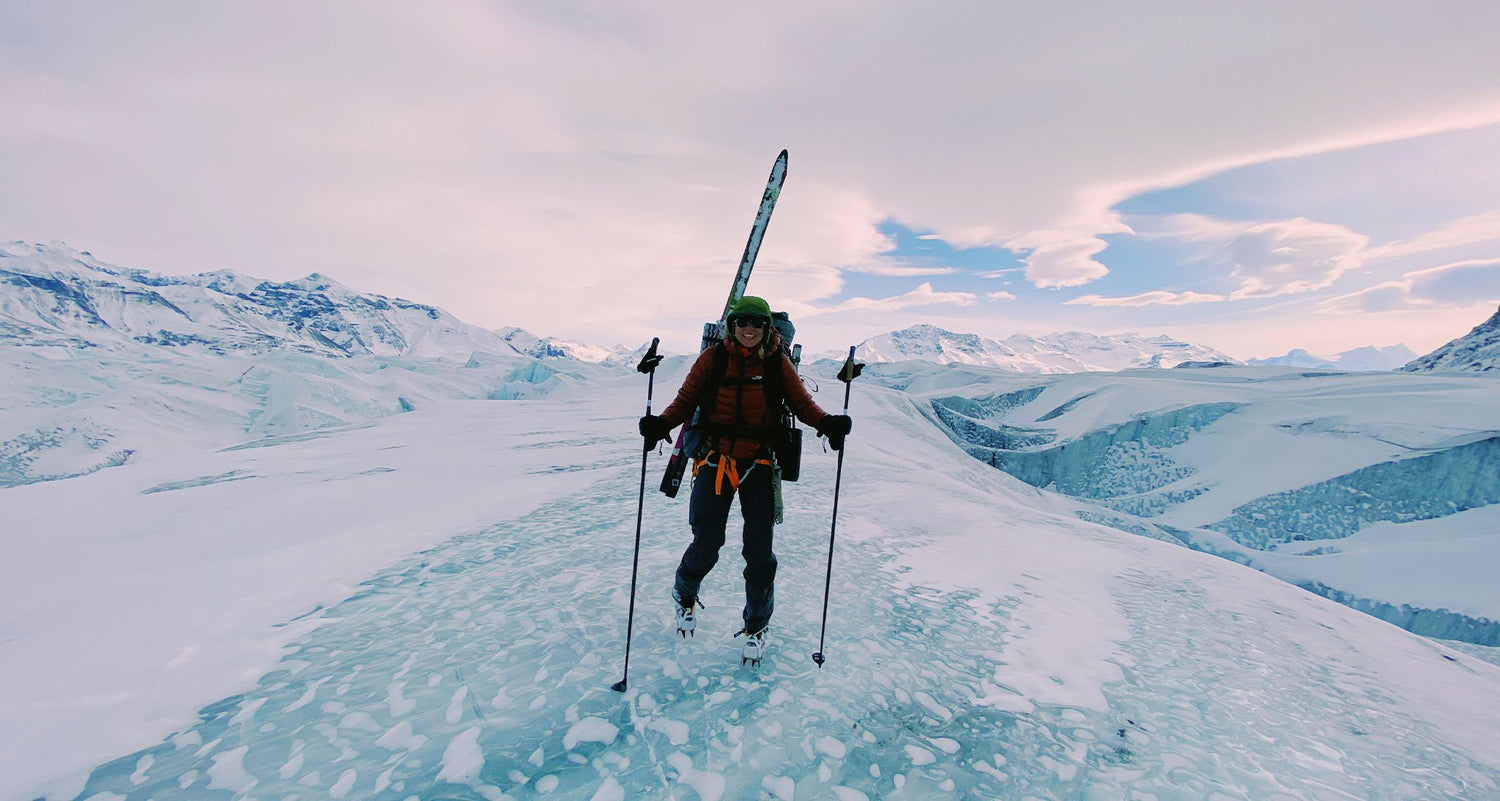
[731,316,766,349]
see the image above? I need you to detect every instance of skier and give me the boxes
[639,296,852,664]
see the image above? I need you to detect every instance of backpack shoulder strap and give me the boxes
[697,345,730,420]
[761,347,785,410]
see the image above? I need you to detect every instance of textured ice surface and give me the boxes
[927,366,1500,644]
[45,378,1500,800]
[1210,435,1500,547]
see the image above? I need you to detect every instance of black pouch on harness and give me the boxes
[769,310,802,482]
[774,425,802,481]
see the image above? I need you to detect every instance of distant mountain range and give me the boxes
[1247,345,1419,372]
[0,240,635,364]
[9,240,1492,376]
[826,324,1241,373]
[1402,305,1500,373]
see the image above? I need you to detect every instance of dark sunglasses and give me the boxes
[730,316,767,330]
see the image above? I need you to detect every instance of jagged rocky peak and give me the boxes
[1403,305,1500,373]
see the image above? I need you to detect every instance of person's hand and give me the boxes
[817,414,852,451]
[639,414,674,448]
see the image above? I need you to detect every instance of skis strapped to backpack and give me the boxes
[660,150,792,497]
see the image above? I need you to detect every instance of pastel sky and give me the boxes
[5,2,1500,359]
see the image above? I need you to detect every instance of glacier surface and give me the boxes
[3,363,1500,799]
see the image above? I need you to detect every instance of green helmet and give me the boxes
[728,295,772,322]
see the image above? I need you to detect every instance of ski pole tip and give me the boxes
[610,679,628,693]
[811,652,825,667]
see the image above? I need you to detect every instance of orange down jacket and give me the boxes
[659,335,829,462]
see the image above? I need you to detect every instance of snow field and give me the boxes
[919,365,1500,631]
[0,393,619,799]
[4,370,1500,799]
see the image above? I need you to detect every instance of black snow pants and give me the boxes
[673,456,777,635]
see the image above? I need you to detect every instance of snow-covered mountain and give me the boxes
[1,240,637,364]
[1248,344,1418,371]
[494,326,638,366]
[0,241,645,488]
[1,241,516,360]
[835,324,1240,372]
[1403,304,1500,373]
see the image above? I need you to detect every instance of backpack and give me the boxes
[687,311,804,481]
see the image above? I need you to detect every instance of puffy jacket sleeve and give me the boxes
[658,348,716,429]
[780,355,829,429]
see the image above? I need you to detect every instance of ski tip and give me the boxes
[610,679,628,693]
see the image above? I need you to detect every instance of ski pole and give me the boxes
[612,337,663,693]
[812,346,863,668]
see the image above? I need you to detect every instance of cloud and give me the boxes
[1319,258,1500,313]
[799,282,978,316]
[1004,229,1115,288]
[1315,282,1427,314]
[1129,213,1256,243]
[842,261,960,277]
[5,1,1500,354]
[1409,258,1500,303]
[1081,215,1369,305]
[1224,219,1369,299]
[1364,209,1500,262]
[1066,290,1227,308]
[986,290,1017,302]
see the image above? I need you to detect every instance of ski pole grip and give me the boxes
[838,345,863,411]
[637,337,662,375]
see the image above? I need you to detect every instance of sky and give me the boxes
[4,1,1500,359]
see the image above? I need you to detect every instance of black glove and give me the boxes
[639,414,674,448]
[817,414,852,451]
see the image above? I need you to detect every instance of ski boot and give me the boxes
[674,594,698,638]
[739,626,768,666]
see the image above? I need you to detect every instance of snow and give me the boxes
[0,391,614,799]
[1257,504,1500,615]
[436,726,485,783]
[823,323,1240,372]
[0,239,638,364]
[4,366,1497,799]
[1248,344,1418,371]
[916,363,1500,635]
[4,267,1500,797]
[204,747,254,793]
[562,717,619,749]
